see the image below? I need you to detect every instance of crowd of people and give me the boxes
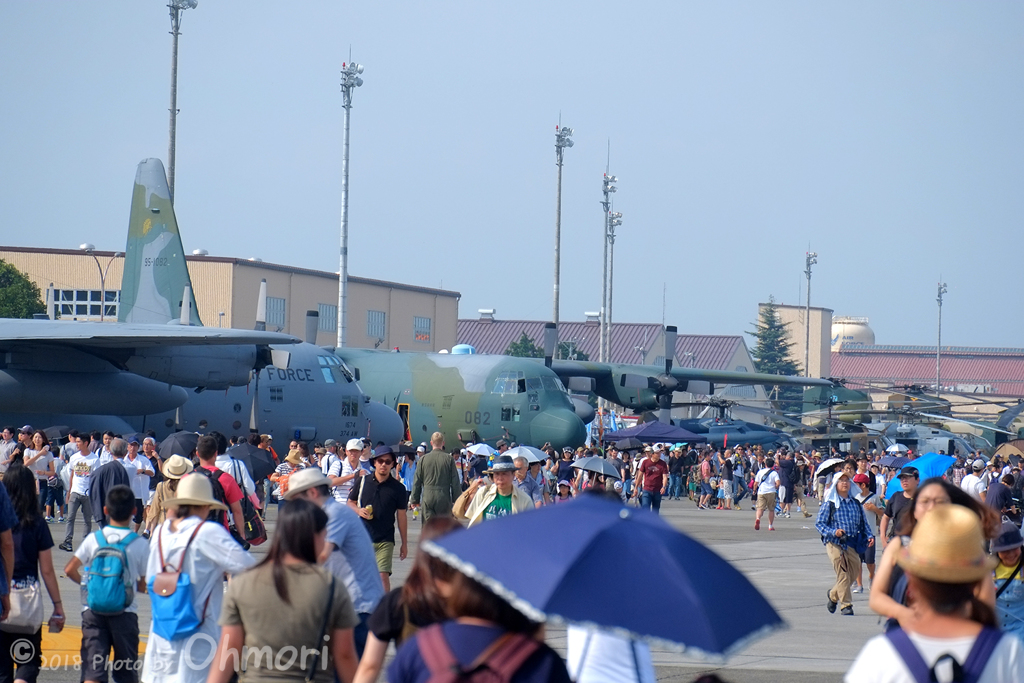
[3,421,1024,681]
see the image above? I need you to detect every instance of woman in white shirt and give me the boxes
[22,431,56,493]
[141,473,255,683]
[847,505,1024,683]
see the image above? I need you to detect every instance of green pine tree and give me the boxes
[0,260,45,319]
[504,332,544,358]
[748,296,802,410]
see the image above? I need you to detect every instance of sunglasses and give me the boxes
[376,459,395,467]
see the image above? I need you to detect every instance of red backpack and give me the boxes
[417,624,540,683]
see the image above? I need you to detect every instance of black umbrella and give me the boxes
[43,425,71,441]
[614,438,644,450]
[159,432,199,460]
[227,442,276,481]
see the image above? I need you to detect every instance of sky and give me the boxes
[2,2,1022,348]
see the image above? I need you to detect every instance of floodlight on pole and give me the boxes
[936,281,947,398]
[599,171,617,366]
[552,124,573,338]
[337,60,364,348]
[804,251,817,377]
[79,244,123,322]
[167,0,198,203]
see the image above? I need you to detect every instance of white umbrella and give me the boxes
[505,445,546,464]
[466,443,496,457]
[815,458,845,478]
[885,444,910,454]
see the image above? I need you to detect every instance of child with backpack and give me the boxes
[64,484,149,683]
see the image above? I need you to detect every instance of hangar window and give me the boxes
[367,310,386,339]
[414,316,431,343]
[266,297,286,328]
[57,289,119,320]
[318,304,337,332]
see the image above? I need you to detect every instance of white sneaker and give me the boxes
[851,586,863,594]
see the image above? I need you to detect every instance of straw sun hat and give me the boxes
[897,505,997,583]
[161,472,227,510]
[160,454,194,479]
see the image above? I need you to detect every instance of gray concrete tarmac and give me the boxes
[41,495,872,682]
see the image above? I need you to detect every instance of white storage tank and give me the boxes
[831,316,875,350]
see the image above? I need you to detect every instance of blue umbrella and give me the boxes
[884,453,956,500]
[422,495,783,658]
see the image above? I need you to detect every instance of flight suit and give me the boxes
[411,448,461,521]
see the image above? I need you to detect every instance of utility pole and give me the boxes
[552,124,573,338]
[166,0,198,203]
[600,168,617,364]
[936,281,947,398]
[336,59,364,348]
[804,251,818,377]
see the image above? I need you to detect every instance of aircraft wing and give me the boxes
[550,360,833,388]
[550,359,831,412]
[0,319,300,349]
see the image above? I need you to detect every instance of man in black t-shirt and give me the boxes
[348,446,409,592]
[880,466,919,546]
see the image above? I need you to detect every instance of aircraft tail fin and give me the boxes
[118,159,202,326]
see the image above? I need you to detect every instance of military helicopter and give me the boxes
[635,397,802,450]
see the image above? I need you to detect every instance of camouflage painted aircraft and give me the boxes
[0,159,403,445]
[336,324,833,449]
[3,158,830,449]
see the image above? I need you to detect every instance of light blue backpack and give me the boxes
[85,530,139,615]
[147,522,207,641]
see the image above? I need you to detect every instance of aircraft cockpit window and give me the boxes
[526,377,542,392]
[336,359,356,383]
[541,376,563,392]
[321,368,335,384]
[492,371,526,395]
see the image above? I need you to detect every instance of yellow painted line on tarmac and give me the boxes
[41,627,147,658]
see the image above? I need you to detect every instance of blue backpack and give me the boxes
[148,522,208,641]
[85,529,139,615]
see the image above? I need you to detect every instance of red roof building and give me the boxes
[831,345,1024,397]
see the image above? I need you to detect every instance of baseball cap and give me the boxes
[324,438,337,448]
[346,438,365,451]
[898,466,920,479]
[643,446,653,452]
[126,435,141,445]
[416,445,426,453]
[18,425,32,435]
[972,459,986,471]
[557,480,571,487]
[853,473,870,485]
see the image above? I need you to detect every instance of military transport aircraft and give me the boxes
[0,159,403,445]
[3,158,830,449]
[337,323,833,449]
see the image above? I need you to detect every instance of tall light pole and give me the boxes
[936,281,947,398]
[606,210,621,363]
[79,244,123,322]
[599,172,617,364]
[803,251,818,377]
[552,124,573,336]
[167,0,198,203]
[336,60,364,348]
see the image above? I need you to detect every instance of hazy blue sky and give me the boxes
[2,3,1022,348]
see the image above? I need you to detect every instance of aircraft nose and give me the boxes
[363,401,405,446]
[530,408,586,450]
